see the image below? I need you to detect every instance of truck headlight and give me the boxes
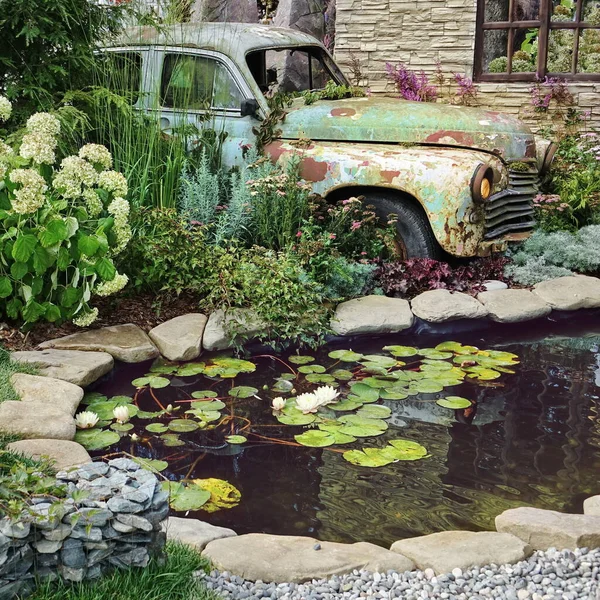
[471,164,494,203]
[540,142,558,176]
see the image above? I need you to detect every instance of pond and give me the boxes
[83,314,600,548]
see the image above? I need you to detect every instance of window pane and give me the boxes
[102,52,142,105]
[213,63,245,109]
[483,30,509,72]
[513,0,540,21]
[583,0,600,22]
[551,0,577,22]
[548,29,575,71]
[161,54,215,109]
[485,0,509,22]
[578,28,600,72]
[512,28,539,70]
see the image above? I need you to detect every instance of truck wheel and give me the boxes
[363,192,441,259]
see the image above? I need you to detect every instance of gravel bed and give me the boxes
[201,547,600,600]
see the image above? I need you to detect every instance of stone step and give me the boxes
[0,402,76,440]
[5,439,90,470]
[11,372,83,416]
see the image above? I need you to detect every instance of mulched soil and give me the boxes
[0,292,201,352]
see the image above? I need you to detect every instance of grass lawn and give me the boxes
[0,345,36,403]
[27,542,217,600]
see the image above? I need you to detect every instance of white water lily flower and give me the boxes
[113,405,130,424]
[75,411,99,429]
[313,385,340,406]
[272,397,286,411]
[295,392,321,414]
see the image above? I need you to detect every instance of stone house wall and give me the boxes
[334,0,600,130]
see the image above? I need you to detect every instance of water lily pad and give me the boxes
[110,423,134,432]
[132,458,168,472]
[295,430,336,447]
[436,396,472,409]
[191,400,226,411]
[229,386,259,398]
[161,433,185,447]
[338,423,387,438]
[82,392,106,405]
[193,478,241,513]
[329,398,364,411]
[465,367,502,380]
[110,395,134,404]
[149,365,178,375]
[276,407,317,426]
[176,363,206,377]
[161,481,211,512]
[328,349,364,362]
[225,435,247,444]
[132,376,170,389]
[343,447,395,467]
[420,360,453,371]
[84,400,139,421]
[383,345,418,357]
[361,377,397,389]
[168,419,199,433]
[331,369,353,381]
[280,373,296,381]
[386,439,428,461]
[435,341,479,355]
[186,409,221,423]
[360,355,398,369]
[191,390,218,399]
[357,405,392,419]
[418,349,453,360]
[415,379,445,394]
[288,355,315,365]
[137,410,162,419]
[349,383,380,402]
[204,357,256,378]
[379,387,410,400]
[298,364,326,374]
[145,423,168,433]
[359,365,389,376]
[75,429,120,451]
[272,379,294,392]
[305,374,337,384]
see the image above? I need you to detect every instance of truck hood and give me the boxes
[278,96,537,162]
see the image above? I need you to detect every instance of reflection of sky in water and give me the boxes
[91,316,600,546]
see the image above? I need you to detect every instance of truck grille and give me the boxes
[484,169,538,239]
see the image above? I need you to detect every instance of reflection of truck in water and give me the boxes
[106,23,556,258]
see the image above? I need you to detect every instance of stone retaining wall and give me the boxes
[0,459,168,600]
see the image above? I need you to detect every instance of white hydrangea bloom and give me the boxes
[107,196,130,217]
[0,97,12,122]
[53,156,97,198]
[95,272,128,297]
[9,169,47,214]
[26,113,60,137]
[19,133,57,165]
[73,307,99,327]
[107,197,131,254]
[0,141,13,180]
[82,189,104,218]
[79,144,112,170]
[98,170,128,197]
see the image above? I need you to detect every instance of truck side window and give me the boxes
[161,54,245,111]
[100,52,142,105]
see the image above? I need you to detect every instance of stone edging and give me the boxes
[0,459,168,599]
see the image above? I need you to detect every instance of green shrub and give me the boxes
[505,224,600,284]
[0,100,131,326]
[319,257,377,301]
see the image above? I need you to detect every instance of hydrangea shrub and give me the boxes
[0,97,131,326]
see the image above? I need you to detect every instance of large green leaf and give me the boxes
[132,376,170,389]
[161,481,211,512]
[225,435,247,445]
[146,423,169,433]
[229,386,258,398]
[0,277,12,299]
[415,379,445,394]
[383,345,418,357]
[328,349,364,362]
[161,433,185,447]
[168,419,199,433]
[298,364,326,374]
[204,357,256,378]
[132,458,168,472]
[379,387,410,400]
[305,374,337,384]
[385,439,428,461]
[349,383,380,402]
[191,390,218,399]
[331,369,353,381]
[78,234,100,257]
[176,363,205,377]
[360,355,398,369]
[276,406,317,426]
[12,234,37,262]
[84,400,138,421]
[190,400,226,411]
[39,219,68,248]
[288,355,315,365]
[343,447,395,468]
[329,398,364,412]
[437,396,472,409]
[75,429,120,451]
[95,257,116,281]
[356,404,392,419]
[295,430,336,447]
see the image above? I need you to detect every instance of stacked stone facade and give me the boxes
[334,0,600,130]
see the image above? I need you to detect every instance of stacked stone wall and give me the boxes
[0,459,168,600]
[334,0,600,130]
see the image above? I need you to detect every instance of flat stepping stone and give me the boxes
[202,534,414,583]
[39,324,158,363]
[0,401,76,440]
[162,517,236,551]
[390,530,531,575]
[495,506,600,550]
[11,349,114,387]
[203,309,266,352]
[584,496,600,516]
[11,372,83,416]
[411,290,488,323]
[533,275,600,311]
[6,439,90,470]
[477,289,551,323]
[149,314,207,361]
[330,295,414,336]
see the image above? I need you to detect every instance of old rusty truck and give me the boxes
[107,23,556,258]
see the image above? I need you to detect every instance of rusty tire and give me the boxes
[363,193,441,260]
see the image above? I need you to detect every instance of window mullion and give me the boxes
[537,0,551,77]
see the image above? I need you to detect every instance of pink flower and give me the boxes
[296,231,302,238]
[329,233,336,240]
[351,221,362,231]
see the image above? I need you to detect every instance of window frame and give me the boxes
[474,0,600,82]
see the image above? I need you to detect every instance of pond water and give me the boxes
[86,314,600,547]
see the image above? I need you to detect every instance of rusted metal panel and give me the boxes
[266,140,510,257]
[278,96,538,161]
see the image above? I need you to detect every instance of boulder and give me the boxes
[390,531,531,575]
[202,309,267,352]
[149,314,207,361]
[477,289,552,323]
[190,0,258,22]
[274,0,326,39]
[162,517,236,551]
[482,280,508,291]
[10,372,84,416]
[0,402,76,440]
[410,290,488,323]
[202,534,414,583]
[11,350,114,387]
[495,507,600,550]
[583,495,600,516]
[39,324,158,363]
[533,275,600,311]
[330,296,414,336]
[5,439,90,470]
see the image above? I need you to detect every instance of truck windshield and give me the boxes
[246,46,348,96]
